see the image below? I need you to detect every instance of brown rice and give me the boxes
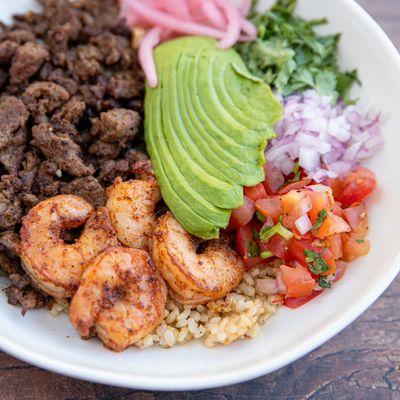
[49,263,281,349]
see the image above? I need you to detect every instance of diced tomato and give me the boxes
[314,213,351,239]
[342,167,376,187]
[235,224,264,271]
[325,234,343,260]
[331,202,345,218]
[280,190,311,230]
[341,233,371,261]
[333,260,346,282]
[283,290,322,309]
[343,203,369,237]
[263,161,284,194]
[278,179,311,195]
[280,264,316,298]
[235,224,253,257]
[262,234,294,260]
[307,190,333,223]
[244,183,268,202]
[337,167,376,207]
[255,196,283,223]
[243,256,263,271]
[229,196,255,229]
[322,177,342,199]
[290,240,336,275]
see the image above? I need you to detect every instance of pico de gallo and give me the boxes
[230,161,376,309]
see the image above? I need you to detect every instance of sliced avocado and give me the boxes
[171,57,245,191]
[183,54,266,186]
[145,90,227,239]
[188,54,264,151]
[145,37,283,239]
[163,63,243,209]
[177,55,255,185]
[148,82,230,229]
[196,54,270,137]
[225,63,283,127]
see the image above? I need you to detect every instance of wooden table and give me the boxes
[1,1,399,399]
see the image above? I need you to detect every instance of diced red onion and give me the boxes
[276,270,286,294]
[256,278,278,295]
[298,196,312,214]
[266,90,384,182]
[307,184,332,194]
[295,213,312,235]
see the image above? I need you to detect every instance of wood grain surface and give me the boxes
[1,1,400,399]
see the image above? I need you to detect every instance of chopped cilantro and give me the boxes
[260,222,293,241]
[236,0,359,103]
[356,239,365,244]
[318,276,332,288]
[246,239,260,257]
[304,249,329,274]
[260,250,274,259]
[312,209,328,234]
[253,229,260,240]
[256,210,267,223]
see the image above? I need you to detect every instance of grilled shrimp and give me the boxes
[152,212,245,305]
[70,246,167,352]
[20,195,118,299]
[106,177,161,250]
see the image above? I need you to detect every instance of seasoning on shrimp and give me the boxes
[70,246,167,352]
[20,195,119,299]
[152,212,245,305]
[106,177,161,250]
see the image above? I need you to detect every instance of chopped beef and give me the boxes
[3,29,36,44]
[10,42,50,84]
[0,40,19,65]
[90,108,140,149]
[3,274,49,312]
[0,96,29,145]
[107,71,143,99]
[0,0,145,310]
[52,98,86,125]
[47,68,78,95]
[35,160,60,197]
[22,81,70,118]
[0,231,20,275]
[98,159,129,185]
[60,176,106,208]
[0,231,20,258]
[32,123,94,177]
[0,179,23,229]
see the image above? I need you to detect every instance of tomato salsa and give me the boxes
[230,162,376,309]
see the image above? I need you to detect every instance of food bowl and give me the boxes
[0,0,399,390]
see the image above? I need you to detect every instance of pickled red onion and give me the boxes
[120,0,257,87]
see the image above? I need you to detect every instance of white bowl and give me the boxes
[0,0,399,391]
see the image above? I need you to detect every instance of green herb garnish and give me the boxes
[292,162,301,182]
[260,223,293,241]
[253,229,260,240]
[260,250,274,259]
[236,0,359,103]
[304,249,330,274]
[355,239,365,244]
[312,209,328,234]
[256,210,267,223]
[246,239,260,257]
[318,276,332,288]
